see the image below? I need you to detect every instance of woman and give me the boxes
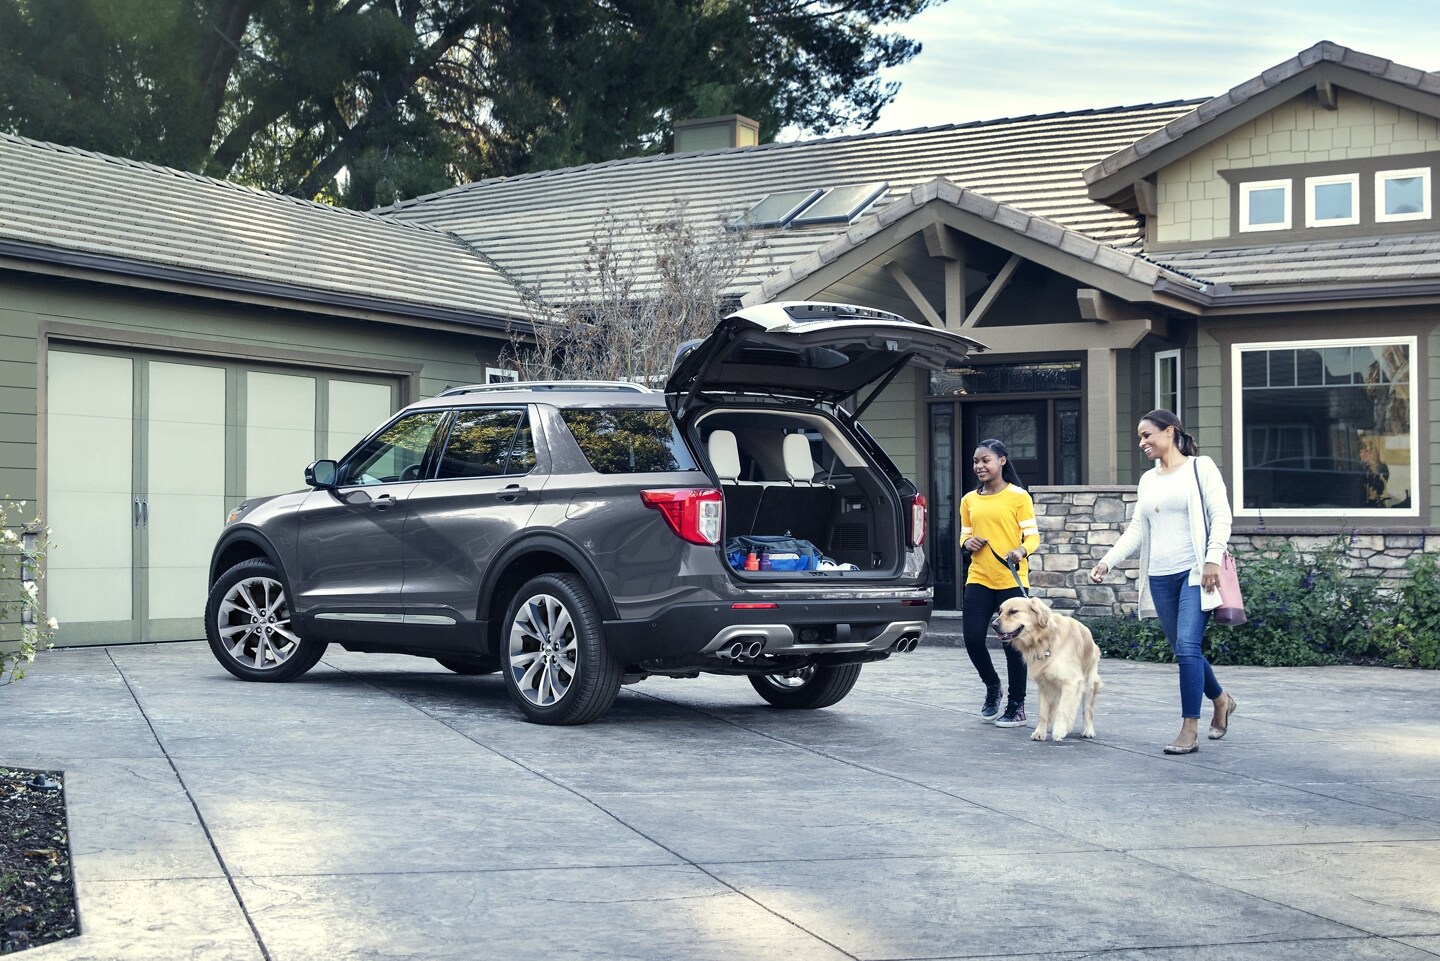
[960,438,1040,727]
[1088,409,1238,754]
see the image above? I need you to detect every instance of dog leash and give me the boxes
[988,546,1030,598]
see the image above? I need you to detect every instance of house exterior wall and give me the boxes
[0,271,515,647]
[1154,88,1440,244]
[854,365,919,479]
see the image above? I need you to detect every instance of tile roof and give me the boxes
[378,101,1201,300]
[0,133,529,325]
[1151,231,1440,289]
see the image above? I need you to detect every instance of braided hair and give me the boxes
[975,438,1024,491]
[1141,408,1198,456]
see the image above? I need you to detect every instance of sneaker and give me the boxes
[980,684,1003,722]
[995,702,1027,727]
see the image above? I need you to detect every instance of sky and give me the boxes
[855,0,1440,135]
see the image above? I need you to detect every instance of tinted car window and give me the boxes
[436,408,531,479]
[340,411,446,485]
[560,409,697,474]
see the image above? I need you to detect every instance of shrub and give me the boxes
[1373,551,1440,669]
[1092,534,1438,670]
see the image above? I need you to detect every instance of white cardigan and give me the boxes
[1100,455,1233,619]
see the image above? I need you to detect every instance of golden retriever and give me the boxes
[994,597,1102,742]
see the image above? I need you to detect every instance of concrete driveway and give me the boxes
[3,641,1439,961]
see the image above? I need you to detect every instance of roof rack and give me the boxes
[438,380,657,397]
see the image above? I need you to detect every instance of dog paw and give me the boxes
[1080,728,1095,739]
[1030,730,1047,741]
[1052,734,1067,743]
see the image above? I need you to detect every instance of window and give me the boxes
[1239,180,1291,232]
[738,189,823,228]
[339,411,446,486]
[1233,338,1416,515]
[789,182,888,226]
[1305,174,1359,227]
[435,408,532,479]
[559,409,698,474]
[1375,168,1431,223]
[929,361,1082,396]
[1154,349,1181,418]
[485,367,518,384]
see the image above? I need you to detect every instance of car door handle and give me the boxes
[372,494,401,511]
[495,485,528,502]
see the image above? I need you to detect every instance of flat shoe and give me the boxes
[1209,695,1237,740]
[1163,740,1199,755]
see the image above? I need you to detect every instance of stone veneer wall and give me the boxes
[1028,486,1439,618]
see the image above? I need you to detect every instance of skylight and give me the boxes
[789,182,889,226]
[738,189,823,228]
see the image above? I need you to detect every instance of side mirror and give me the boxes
[305,460,338,488]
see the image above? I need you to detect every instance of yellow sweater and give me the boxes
[959,484,1041,590]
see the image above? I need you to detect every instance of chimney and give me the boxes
[673,114,760,153]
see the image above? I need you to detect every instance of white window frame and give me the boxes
[1154,349,1181,420]
[1230,336,1419,518]
[485,367,519,384]
[1239,179,1292,232]
[1375,167,1432,223]
[1304,173,1360,227]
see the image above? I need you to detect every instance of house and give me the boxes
[380,41,1439,607]
[2,41,1435,645]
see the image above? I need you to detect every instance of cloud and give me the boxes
[861,0,1440,133]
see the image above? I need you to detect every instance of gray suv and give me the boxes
[205,302,983,723]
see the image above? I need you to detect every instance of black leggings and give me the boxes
[962,582,1028,703]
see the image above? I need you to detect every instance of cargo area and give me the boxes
[695,408,902,575]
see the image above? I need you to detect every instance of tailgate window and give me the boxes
[560,409,698,474]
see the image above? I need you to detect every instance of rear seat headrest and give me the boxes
[708,430,741,483]
[782,433,816,485]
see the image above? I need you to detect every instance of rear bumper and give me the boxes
[603,597,932,663]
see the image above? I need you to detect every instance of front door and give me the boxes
[927,398,1078,610]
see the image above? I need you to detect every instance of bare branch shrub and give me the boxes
[505,206,760,384]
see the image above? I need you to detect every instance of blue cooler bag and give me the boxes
[725,535,821,571]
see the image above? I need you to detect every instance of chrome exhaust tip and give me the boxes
[743,640,764,659]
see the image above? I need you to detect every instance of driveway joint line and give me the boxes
[108,649,274,961]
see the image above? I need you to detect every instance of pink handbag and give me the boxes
[1195,461,1247,626]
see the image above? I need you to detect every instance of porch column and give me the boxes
[1086,346,1118,483]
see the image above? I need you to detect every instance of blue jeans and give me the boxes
[1148,571,1223,719]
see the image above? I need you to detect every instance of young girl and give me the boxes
[1089,409,1238,754]
[960,438,1040,727]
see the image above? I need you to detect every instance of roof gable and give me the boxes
[1084,42,1440,203]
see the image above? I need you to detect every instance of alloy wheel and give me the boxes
[508,592,578,707]
[215,575,300,670]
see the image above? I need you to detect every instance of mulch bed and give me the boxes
[1,768,78,954]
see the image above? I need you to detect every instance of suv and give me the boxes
[205,302,983,723]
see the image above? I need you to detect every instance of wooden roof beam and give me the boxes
[883,260,944,327]
[962,253,1021,329]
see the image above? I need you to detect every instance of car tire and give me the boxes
[748,663,862,709]
[500,573,621,725]
[206,558,328,682]
[434,655,501,675]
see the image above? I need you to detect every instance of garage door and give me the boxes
[46,348,398,646]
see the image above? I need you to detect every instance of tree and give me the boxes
[505,206,760,384]
[0,0,937,208]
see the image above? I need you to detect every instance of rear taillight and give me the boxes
[640,488,723,545]
[906,493,927,548]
